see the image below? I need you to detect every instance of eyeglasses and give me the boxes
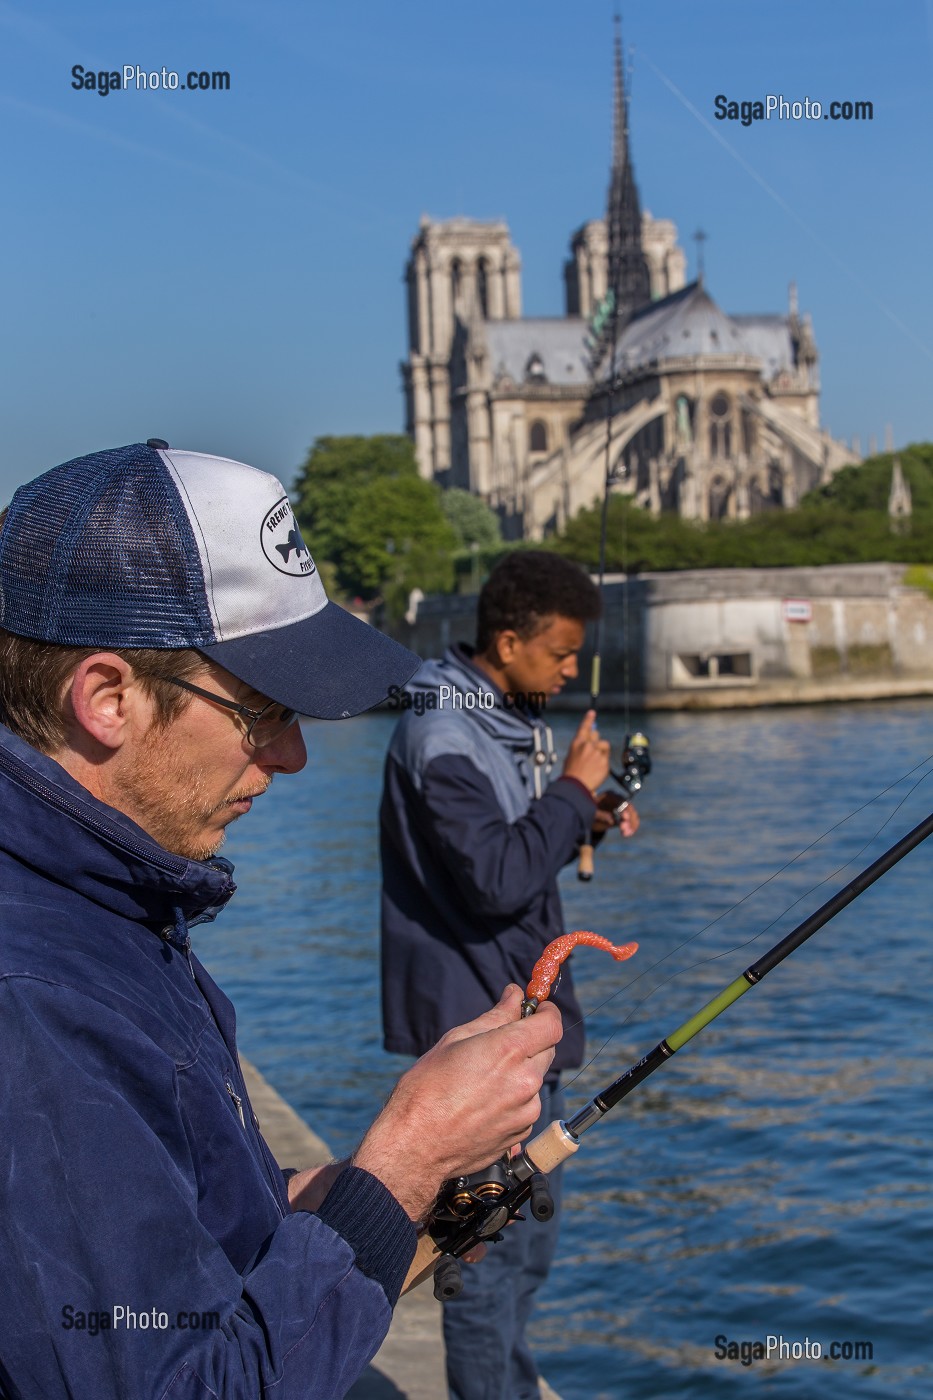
[166,676,299,749]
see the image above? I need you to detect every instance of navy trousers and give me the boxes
[442,1080,565,1400]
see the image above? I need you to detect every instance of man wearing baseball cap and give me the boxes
[0,441,562,1399]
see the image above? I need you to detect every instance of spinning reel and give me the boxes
[610,730,651,822]
[578,729,651,881]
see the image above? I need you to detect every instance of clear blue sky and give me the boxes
[1,0,931,505]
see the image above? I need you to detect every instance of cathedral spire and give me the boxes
[606,15,651,325]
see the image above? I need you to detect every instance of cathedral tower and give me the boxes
[605,19,651,325]
[565,23,656,322]
[402,217,521,480]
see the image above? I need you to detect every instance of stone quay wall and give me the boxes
[389,563,933,711]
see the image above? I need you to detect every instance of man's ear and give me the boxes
[491,629,520,666]
[65,654,143,752]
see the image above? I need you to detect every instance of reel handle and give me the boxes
[432,1253,463,1300]
[529,1172,554,1221]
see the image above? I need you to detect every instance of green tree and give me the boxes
[292,435,458,611]
[440,487,503,549]
[801,443,933,513]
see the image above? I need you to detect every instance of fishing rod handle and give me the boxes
[577,842,595,881]
[403,1232,445,1294]
[524,1118,581,1174]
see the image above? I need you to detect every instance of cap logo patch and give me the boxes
[261,497,317,577]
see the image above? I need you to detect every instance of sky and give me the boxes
[1,0,931,506]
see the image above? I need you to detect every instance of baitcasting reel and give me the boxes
[422,1156,556,1301]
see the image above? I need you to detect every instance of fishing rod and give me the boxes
[405,806,933,1298]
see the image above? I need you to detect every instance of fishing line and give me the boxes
[560,751,933,1089]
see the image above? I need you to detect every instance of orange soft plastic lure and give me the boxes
[525,931,638,1006]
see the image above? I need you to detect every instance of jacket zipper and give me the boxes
[224,1076,246,1129]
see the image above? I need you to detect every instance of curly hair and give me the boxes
[475,550,600,651]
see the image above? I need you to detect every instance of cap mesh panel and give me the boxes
[0,444,215,646]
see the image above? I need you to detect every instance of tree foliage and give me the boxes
[440,487,503,550]
[291,435,458,611]
[551,446,933,572]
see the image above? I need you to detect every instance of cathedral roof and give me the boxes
[616,280,749,367]
[478,285,801,391]
[485,317,590,387]
[729,315,797,376]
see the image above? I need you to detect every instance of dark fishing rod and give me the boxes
[406,806,933,1298]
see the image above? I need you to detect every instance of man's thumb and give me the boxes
[484,983,525,1025]
[468,983,525,1033]
[437,985,525,1047]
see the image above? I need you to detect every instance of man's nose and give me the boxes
[561,653,579,679]
[261,719,308,774]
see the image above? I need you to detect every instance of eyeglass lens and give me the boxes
[247,706,299,748]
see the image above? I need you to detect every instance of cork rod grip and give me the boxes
[577,843,595,881]
[523,1119,581,1174]
[402,1231,444,1294]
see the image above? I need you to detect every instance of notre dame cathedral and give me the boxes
[401,32,856,539]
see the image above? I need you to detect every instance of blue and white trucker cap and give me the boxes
[0,440,420,719]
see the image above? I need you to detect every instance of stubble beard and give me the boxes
[118,731,269,862]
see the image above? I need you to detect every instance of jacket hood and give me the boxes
[406,645,552,751]
[0,724,236,928]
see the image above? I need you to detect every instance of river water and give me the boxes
[196,700,932,1400]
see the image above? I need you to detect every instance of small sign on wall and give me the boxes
[783,599,812,623]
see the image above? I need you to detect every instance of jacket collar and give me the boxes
[0,723,236,927]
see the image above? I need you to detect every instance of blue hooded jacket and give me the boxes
[380,645,595,1069]
[0,723,415,1399]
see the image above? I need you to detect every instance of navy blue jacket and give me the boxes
[0,723,415,1399]
[380,646,595,1070]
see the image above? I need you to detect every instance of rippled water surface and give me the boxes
[196,701,932,1399]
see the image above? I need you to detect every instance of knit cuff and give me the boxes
[316,1165,417,1305]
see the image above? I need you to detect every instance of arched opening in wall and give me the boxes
[529,420,548,454]
[476,257,489,318]
[451,258,462,316]
[709,474,732,520]
[742,409,755,457]
[708,392,732,459]
[407,265,420,354]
